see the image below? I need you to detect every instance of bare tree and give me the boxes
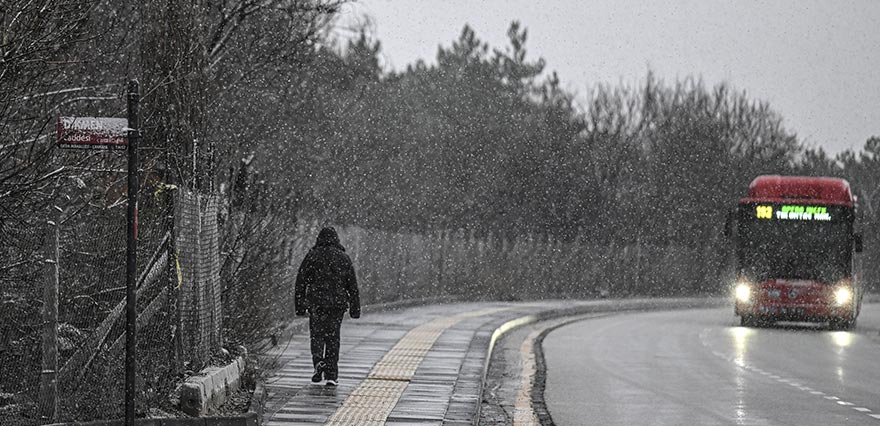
[0,0,97,226]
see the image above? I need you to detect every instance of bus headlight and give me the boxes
[735,283,751,303]
[834,287,852,305]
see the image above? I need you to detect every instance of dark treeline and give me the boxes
[283,24,878,252]
[268,23,880,294]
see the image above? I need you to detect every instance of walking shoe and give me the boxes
[325,379,337,386]
[311,362,325,383]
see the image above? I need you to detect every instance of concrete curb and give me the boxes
[180,356,247,417]
[527,314,605,426]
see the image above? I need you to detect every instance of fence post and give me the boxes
[40,205,61,423]
[166,188,183,374]
[635,234,642,293]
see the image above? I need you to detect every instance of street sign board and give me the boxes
[57,116,128,150]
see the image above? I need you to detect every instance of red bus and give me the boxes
[729,175,864,329]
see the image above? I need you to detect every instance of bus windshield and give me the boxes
[737,205,853,284]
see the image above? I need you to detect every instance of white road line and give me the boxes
[701,327,880,422]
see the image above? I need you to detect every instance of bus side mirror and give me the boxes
[723,209,734,239]
[854,234,863,253]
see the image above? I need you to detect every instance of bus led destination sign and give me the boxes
[755,205,832,221]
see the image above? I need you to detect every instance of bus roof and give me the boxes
[741,175,854,206]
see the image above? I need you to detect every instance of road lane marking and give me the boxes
[324,307,506,425]
[701,326,880,422]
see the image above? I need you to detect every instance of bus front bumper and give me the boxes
[736,301,855,322]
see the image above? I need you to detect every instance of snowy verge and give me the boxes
[46,412,257,425]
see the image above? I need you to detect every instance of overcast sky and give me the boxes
[336,0,879,156]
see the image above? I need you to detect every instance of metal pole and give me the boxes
[40,205,61,423]
[125,80,140,425]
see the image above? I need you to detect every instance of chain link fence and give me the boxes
[332,226,730,303]
[174,189,222,369]
[0,180,224,424]
[0,217,48,422]
[268,222,730,315]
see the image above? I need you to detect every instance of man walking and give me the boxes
[294,227,360,386]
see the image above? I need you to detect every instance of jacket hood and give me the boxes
[315,227,345,251]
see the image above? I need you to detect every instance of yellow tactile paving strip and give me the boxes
[325,307,506,425]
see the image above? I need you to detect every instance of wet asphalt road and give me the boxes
[543,303,880,425]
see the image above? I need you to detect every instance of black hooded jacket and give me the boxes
[294,227,360,317]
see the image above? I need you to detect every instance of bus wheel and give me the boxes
[740,315,753,327]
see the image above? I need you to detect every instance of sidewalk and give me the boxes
[252,299,723,425]
[253,302,542,425]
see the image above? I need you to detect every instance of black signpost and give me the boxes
[125,80,139,426]
[57,79,139,425]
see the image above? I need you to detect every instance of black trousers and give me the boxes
[309,306,345,380]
